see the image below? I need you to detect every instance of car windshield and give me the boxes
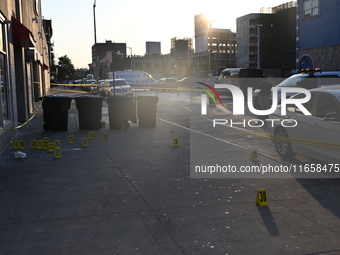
[110,80,129,86]
[277,76,305,87]
[85,79,96,84]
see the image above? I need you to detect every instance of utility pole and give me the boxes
[93,0,98,79]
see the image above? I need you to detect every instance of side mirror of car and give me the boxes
[324,112,340,122]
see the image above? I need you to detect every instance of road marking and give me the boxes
[158,118,279,160]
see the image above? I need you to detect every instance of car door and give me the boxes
[295,93,340,162]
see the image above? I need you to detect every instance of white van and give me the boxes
[109,70,158,86]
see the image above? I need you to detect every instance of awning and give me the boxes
[11,16,35,47]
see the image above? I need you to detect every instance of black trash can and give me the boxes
[75,95,103,130]
[137,96,158,127]
[42,95,72,131]
[107,96,133,130]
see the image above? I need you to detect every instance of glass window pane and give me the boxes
[0,25,3,51]
[0,53,9,125]
[316,95,340,118]
[304,0,311,9]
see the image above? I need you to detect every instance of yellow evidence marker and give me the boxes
[251,150,258,161]
[48,142,54,152]
[54,140,61,148]
[256,189,268,206]
[173,138,179,147]
[88,131,94,139]
[19,140,25,150]
[68,135,75,144]
[12,140,19,149]
[82,138,88,147]
[31,140,37,149]
[43,137,49,149]
[37,140,43,149]
[54,147,61,159]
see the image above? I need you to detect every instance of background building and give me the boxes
[146,41,161,56]
[0,0,50,154]
[297,0,340,71]
[237,2,296,77]
[101,38,193,80]
[91,40,126,79]
[194,14,237,77]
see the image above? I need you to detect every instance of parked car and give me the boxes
[268,85,340,163]
[81,78,97,92]
[159,78,178,88]
[177,77,189,87]
[219,68,263,88]
[207,76,220,86]
[253,69,340,108]
[217,68,263,96]
[100,79,133,97]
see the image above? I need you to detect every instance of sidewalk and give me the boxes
[0,89,340,254]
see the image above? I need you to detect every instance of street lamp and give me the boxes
[127,47,132,70]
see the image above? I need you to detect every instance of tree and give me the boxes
[57,55,75,81]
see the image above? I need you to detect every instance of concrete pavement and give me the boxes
[1,88,340,254]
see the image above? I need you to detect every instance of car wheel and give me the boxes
[274,127,294,158]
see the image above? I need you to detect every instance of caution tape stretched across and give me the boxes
[163,99,340,149]
[0,98,43,131]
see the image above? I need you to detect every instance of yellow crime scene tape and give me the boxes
[4,83,339,149]
[163,98,340,149]
[0,98,44,131]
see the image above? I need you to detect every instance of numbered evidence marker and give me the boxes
[173,138,179,147]
[82,138,88,147]
[88,131,94,139]
[12,140,19,149]
[19,140,25,149]
[48,142,54,152]
[54,147,61,159]
[102,132,108,140]
[250,150,258,161]
[43,137,49,149]
[256,189,268,206]
[37,140,43,149]
[54,140,61,149]
[68,135,75,144]
[31,140,37,149]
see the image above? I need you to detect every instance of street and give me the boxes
[0,84,340,255]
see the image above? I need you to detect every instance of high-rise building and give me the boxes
[170,37,193,57]
[146,42,161,56]
[194,14,237,76]
[236,2,297,76]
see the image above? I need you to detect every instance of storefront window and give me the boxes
[0,23,3,51]
[0,23,9,127]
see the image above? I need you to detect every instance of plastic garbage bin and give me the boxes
[75,95,103,130]
[42,95,72,131]
[107,96,134,130]
[137,96,158,127]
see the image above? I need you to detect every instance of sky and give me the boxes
[41,0,291,69]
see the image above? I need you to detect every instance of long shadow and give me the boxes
[283,157,340,220]
[257,206,280,236]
